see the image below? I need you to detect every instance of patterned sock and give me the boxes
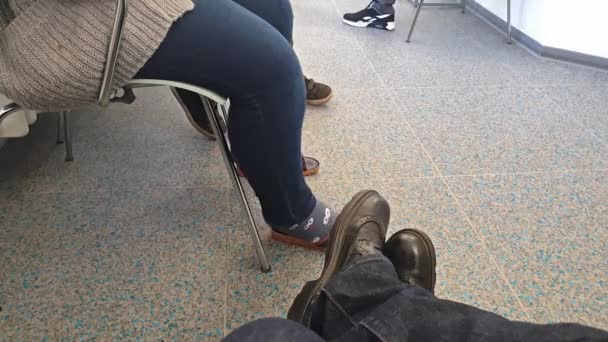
[272,200,335,244]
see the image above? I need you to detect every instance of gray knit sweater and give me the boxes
[0,0,194,111]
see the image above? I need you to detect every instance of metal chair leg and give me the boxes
[201,96,271,273]
[506,0,512,44]
[56,111,64,144]
[216,101,229,129]
[61,111,74,162]
[461,0,466,13]
[407,0,424,42]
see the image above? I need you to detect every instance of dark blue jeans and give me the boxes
[136,0,315,227]
[224,255,608,341]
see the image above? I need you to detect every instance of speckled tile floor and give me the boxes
[1,0,608,339]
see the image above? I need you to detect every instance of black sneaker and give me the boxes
[343,2,395,31]
[171,87,217,140]
[384,229,437,294]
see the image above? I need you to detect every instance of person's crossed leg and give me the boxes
[137,0,335,251]
[224,190,608,341]
[172,0,333,139]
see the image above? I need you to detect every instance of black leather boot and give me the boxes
[383,228,437,294]
[287,190,390,326]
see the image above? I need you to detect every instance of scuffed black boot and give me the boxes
[384,229,437,294]
[287,190,390,326]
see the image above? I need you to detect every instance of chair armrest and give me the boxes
[0,102,23,126]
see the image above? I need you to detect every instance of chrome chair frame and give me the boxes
[406,0,466,43]
[406,0,512,44]
[0,103,22,126]
[0,105,72,161]
[1,0,271,272]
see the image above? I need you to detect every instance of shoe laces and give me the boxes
[353,239,381,256]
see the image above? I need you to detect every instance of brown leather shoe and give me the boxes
[237,156,320,178]
[287,190,390,326]
[383,229,437,294]
[305,77,333,105]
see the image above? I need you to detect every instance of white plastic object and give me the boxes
[0,94,38,138]
[0,111,30,138]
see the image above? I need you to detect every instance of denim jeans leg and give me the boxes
[231,0,294,43]
[135,0,316,226]
[311,256,607,342]
[309,255,409,340]
[223,318,324,342]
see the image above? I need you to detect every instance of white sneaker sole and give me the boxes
[342,18,395,31]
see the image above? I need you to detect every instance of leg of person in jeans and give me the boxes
[343,0,396,31]
[289,190,608,341]
[135,0,335,249]
[224,190,607,341]
[171,0,332,141]
[308,256,607,341]
[230,0,333,105]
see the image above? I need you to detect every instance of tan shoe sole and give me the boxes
[271,230,327,251]
[306,89,334,106]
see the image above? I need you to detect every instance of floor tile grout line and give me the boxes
[439,168,608,178]
[389,77,536,316]
[0,188,108,196]
[305,168,608,184]
[407,124,535,317]
[316,84,534,94]
[543,94,608,149]
[392,94,537,314]
[437,178,531,319]
[5,168,606,197]
[0,182,233,196]
[386,82,608,92]
[223,192,229,336]
[326,0,532,319]
[411,132,535,318]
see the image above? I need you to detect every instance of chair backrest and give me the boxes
[98,0,129,107]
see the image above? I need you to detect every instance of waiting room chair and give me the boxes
[0,0,271,272]
[406,0,512,44]
[406,0,466,43]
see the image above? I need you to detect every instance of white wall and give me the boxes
[474,0,608,58]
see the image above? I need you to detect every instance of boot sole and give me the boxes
[386,228,437,293]
[289,190,382,325]
[307,90,334,106]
